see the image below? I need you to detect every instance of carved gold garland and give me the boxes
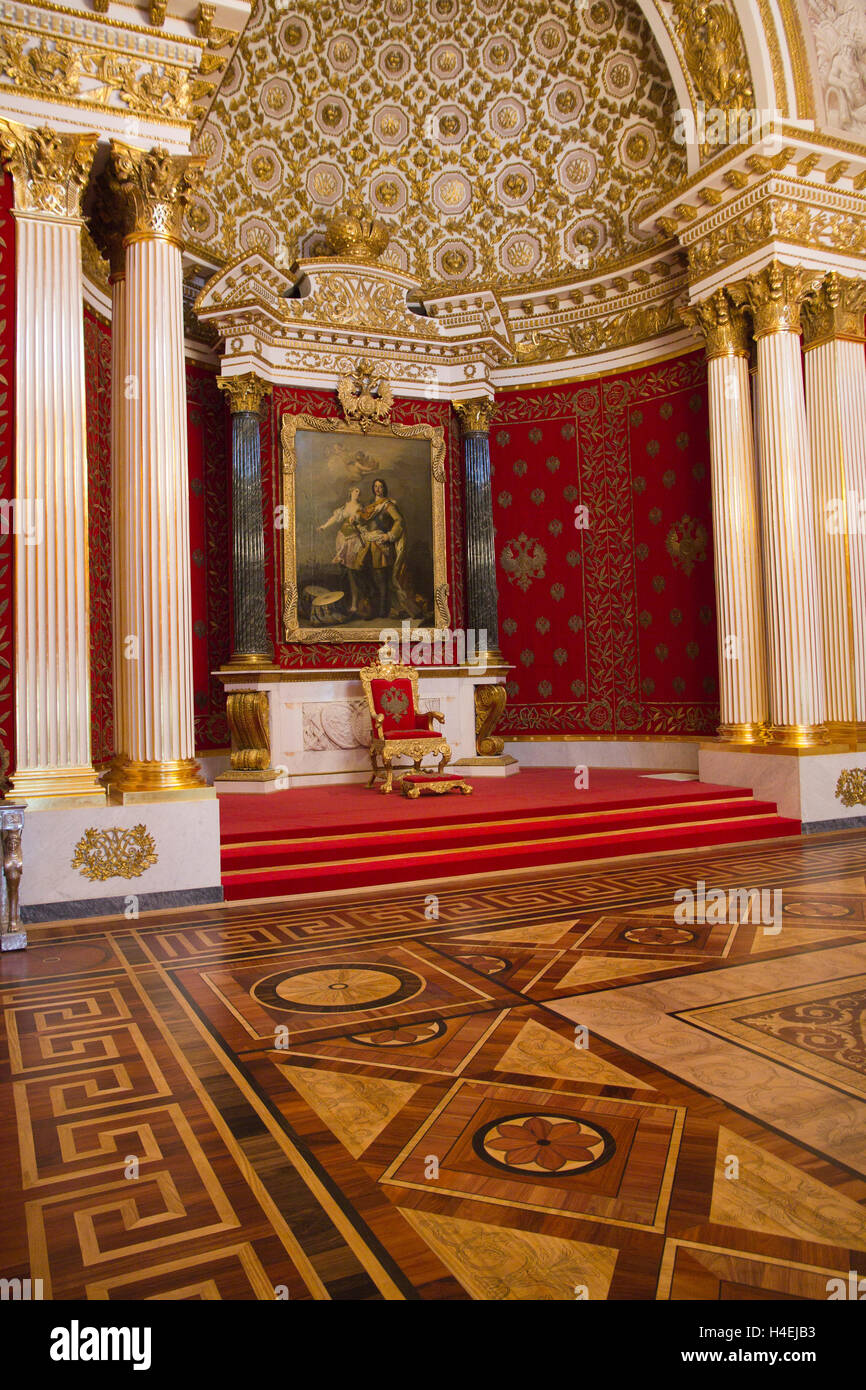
[0,32,219,123]
[71,825,158,881]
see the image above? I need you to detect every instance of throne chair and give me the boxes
[359,661,451,793]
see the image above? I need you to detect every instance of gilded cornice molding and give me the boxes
[801,272,866,349]
[680,286,750,358]
[739,258,820,337]
[217,371,272,415]
[455,397,497,437]
[107,141,203,245]
[0,120,97,216]
[0,0,244,130]
[674,178,866,285]
[196,243,695,392]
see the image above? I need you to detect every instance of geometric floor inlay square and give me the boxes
[381,1079,684,1230]
[189,940,517,1047]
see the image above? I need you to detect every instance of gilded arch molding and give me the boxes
[635,0,812,171]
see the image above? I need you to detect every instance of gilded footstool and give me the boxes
[400,774,473,799]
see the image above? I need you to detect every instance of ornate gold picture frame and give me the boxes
[280,412,450,643]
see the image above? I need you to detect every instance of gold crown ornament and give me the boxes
[322,197,391,262]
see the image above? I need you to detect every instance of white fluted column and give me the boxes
[803,273,866,734]
[104,143,206,794]
[0,122,104,805]
[743,259,827,746]
[682,290,768,740]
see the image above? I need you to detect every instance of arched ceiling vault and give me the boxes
[187,0,819,298]
[188,0,697,296]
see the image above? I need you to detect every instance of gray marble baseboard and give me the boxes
[21,885,224,924]
[801,815,866,835]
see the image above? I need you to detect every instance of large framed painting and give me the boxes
[280,413,450,642]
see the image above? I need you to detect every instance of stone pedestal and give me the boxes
[214,666,516,791]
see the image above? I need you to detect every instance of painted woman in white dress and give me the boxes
[318,485,367,614]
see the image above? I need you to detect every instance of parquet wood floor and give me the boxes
[3,832,866,1301]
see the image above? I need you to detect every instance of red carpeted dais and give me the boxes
[218,768,800,902]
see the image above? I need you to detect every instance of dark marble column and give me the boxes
[217,373,273,666]
[455,396,500,655]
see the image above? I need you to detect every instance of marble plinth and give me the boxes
[699,744,866,829]
[20,798,223,919]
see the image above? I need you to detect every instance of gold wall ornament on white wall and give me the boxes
[71,825,158,881]
[337,359,394,430]
[836,769,866,807]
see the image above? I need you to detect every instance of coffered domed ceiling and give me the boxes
[188,0,687,294]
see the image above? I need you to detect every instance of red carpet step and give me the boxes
[218,769,800,903]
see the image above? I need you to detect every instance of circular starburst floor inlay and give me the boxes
[252,963,425,1013]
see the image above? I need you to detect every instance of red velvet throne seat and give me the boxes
[359,662,451,793]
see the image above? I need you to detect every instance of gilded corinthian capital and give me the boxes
[801,272,866,349]
[455,397,497,436]
[105,142,204,245]
[680,288,750,360]
[217,372,272,415]
[739,259,821,338]
[0,121,97,217]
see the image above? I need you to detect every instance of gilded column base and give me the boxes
[765,723,830,749]
[107,756,208,794]
[822,722,866,751]
[224,653,276,670]
[716,722,768,744]
[10,766,106,807]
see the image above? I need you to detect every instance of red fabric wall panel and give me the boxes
[260,385,465,667]
[83,307,113,764]
[186,364,231,750]
[0,170,13,777]
[492,351,719,736]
